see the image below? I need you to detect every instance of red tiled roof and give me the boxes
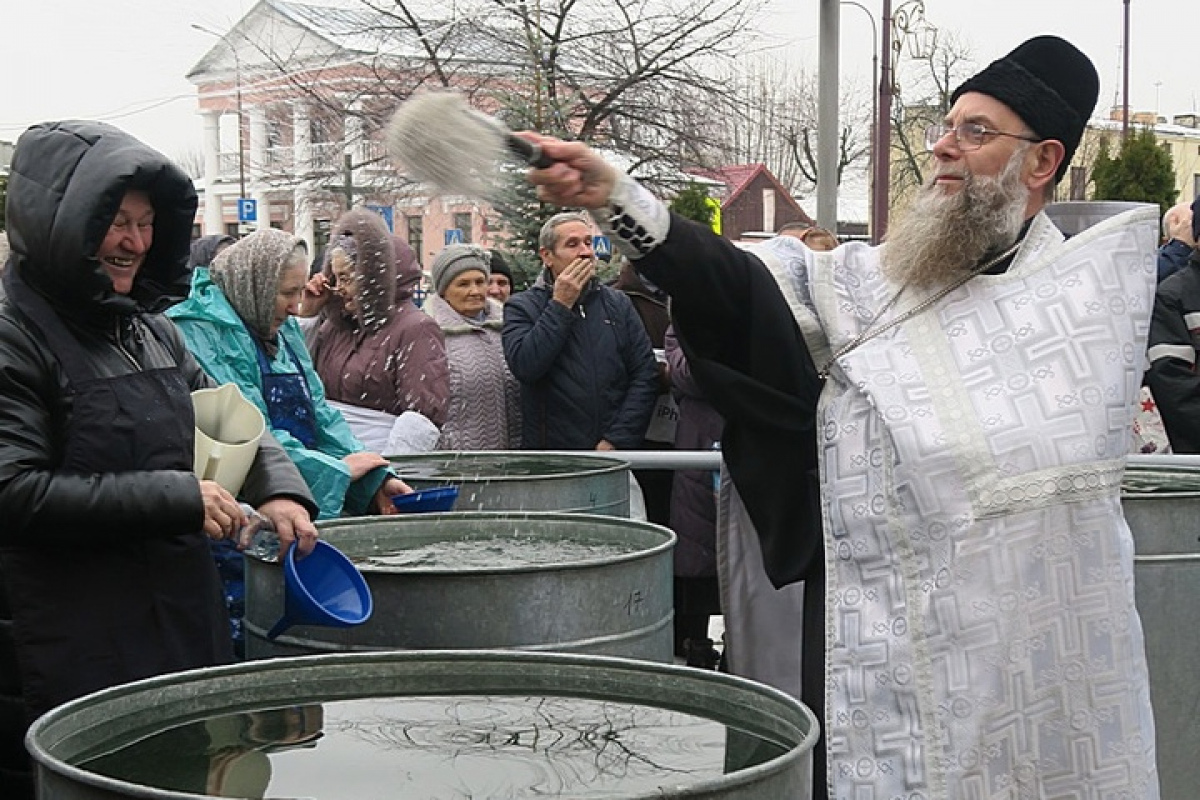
[689,163,809,220]
[712,164,763,199]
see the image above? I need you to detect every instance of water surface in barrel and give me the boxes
[394,454,612,479]
[79,694,789,797]
[355,536,640,570]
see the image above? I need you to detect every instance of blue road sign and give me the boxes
[365,204,394,232]
[237,198,257,223]
[444,228,465,245]
[592,234,612,260]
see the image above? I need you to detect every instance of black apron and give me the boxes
[254,335,320,449]
[0,272,232,725]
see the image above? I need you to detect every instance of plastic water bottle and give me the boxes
[237,503,281,561]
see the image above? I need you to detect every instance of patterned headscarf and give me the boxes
[209,228,306,340]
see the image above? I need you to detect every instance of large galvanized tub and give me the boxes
[388,451,631,516]
[28,651,820,800]
[245,512,675,662]
[1044,200,1156,236]
[1122,491,1200,800]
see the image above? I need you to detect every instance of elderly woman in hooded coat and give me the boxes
[168,228,410,519]
[301,209,450,454]
[0,122,318,792]
[423,244,521,450]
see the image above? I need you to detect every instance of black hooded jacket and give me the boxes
[0,121,313,541]
[0,122,315,795]
[1146,249,1200,452]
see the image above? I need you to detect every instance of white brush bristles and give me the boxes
[385,92,507,197]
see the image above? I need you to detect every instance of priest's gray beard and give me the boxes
[881,145,1030,290]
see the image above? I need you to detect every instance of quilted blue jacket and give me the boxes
[502,272,657,450]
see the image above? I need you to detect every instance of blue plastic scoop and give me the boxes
[266,540,373,640]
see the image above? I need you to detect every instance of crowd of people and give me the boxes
[2,27,1195,800]
[0,125,742,795]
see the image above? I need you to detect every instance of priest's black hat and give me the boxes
[951,35,1098,183]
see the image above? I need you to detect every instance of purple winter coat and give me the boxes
[424,293,522,450]
[665,324,725,578]
[311,215,450,427]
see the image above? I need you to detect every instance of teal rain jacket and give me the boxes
[168,267,387,518]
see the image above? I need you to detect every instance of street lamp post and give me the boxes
[192,23,248,204]
[875,0,895,243]
[1122,0,1131,141]
[841,1,879,243]
[873,0,933,242]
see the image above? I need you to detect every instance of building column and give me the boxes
[247,104,270,229]
[291,103,315,247]
[294,189,315,254]
[202,111,224,235]
[292,103,312,175]
[343,100,364,208]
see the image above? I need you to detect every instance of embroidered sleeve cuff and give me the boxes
[589,172,670,259]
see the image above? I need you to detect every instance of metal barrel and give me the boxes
[386,451,631,517]
[1044,200,1156,236]
[245,512,675,662]
[1123,491,1200,800]
[28,651,818,800]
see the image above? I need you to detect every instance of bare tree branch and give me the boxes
[889,31,975,204]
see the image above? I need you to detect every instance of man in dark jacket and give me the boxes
[1156,197,1197,283]
[1146,202,1200,451]
[0,121,319,797]
[502,212,657,451]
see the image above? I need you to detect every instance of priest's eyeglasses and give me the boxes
[925,122,1043,152]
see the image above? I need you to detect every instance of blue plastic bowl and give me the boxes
[391,485,460,513]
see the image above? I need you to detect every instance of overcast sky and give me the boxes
[1,0,1189,164]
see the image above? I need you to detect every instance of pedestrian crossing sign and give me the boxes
[592,234,612,260]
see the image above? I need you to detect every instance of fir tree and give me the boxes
[1091,128,1177,214]
[669,182,715,227]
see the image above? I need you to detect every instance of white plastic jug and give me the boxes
[193,383,265,495]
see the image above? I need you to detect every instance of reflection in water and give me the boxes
[80,695,789,798]
[356,536,638,570]
[81,705,324,798]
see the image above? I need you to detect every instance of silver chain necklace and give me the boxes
[817,239,1022,380]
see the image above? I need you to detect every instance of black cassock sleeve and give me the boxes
[635,212,824,589]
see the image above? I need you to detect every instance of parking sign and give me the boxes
[237,198,257,223]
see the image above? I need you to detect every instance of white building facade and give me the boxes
[188,0,493,264]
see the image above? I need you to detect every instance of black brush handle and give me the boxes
[505,133,556,169]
